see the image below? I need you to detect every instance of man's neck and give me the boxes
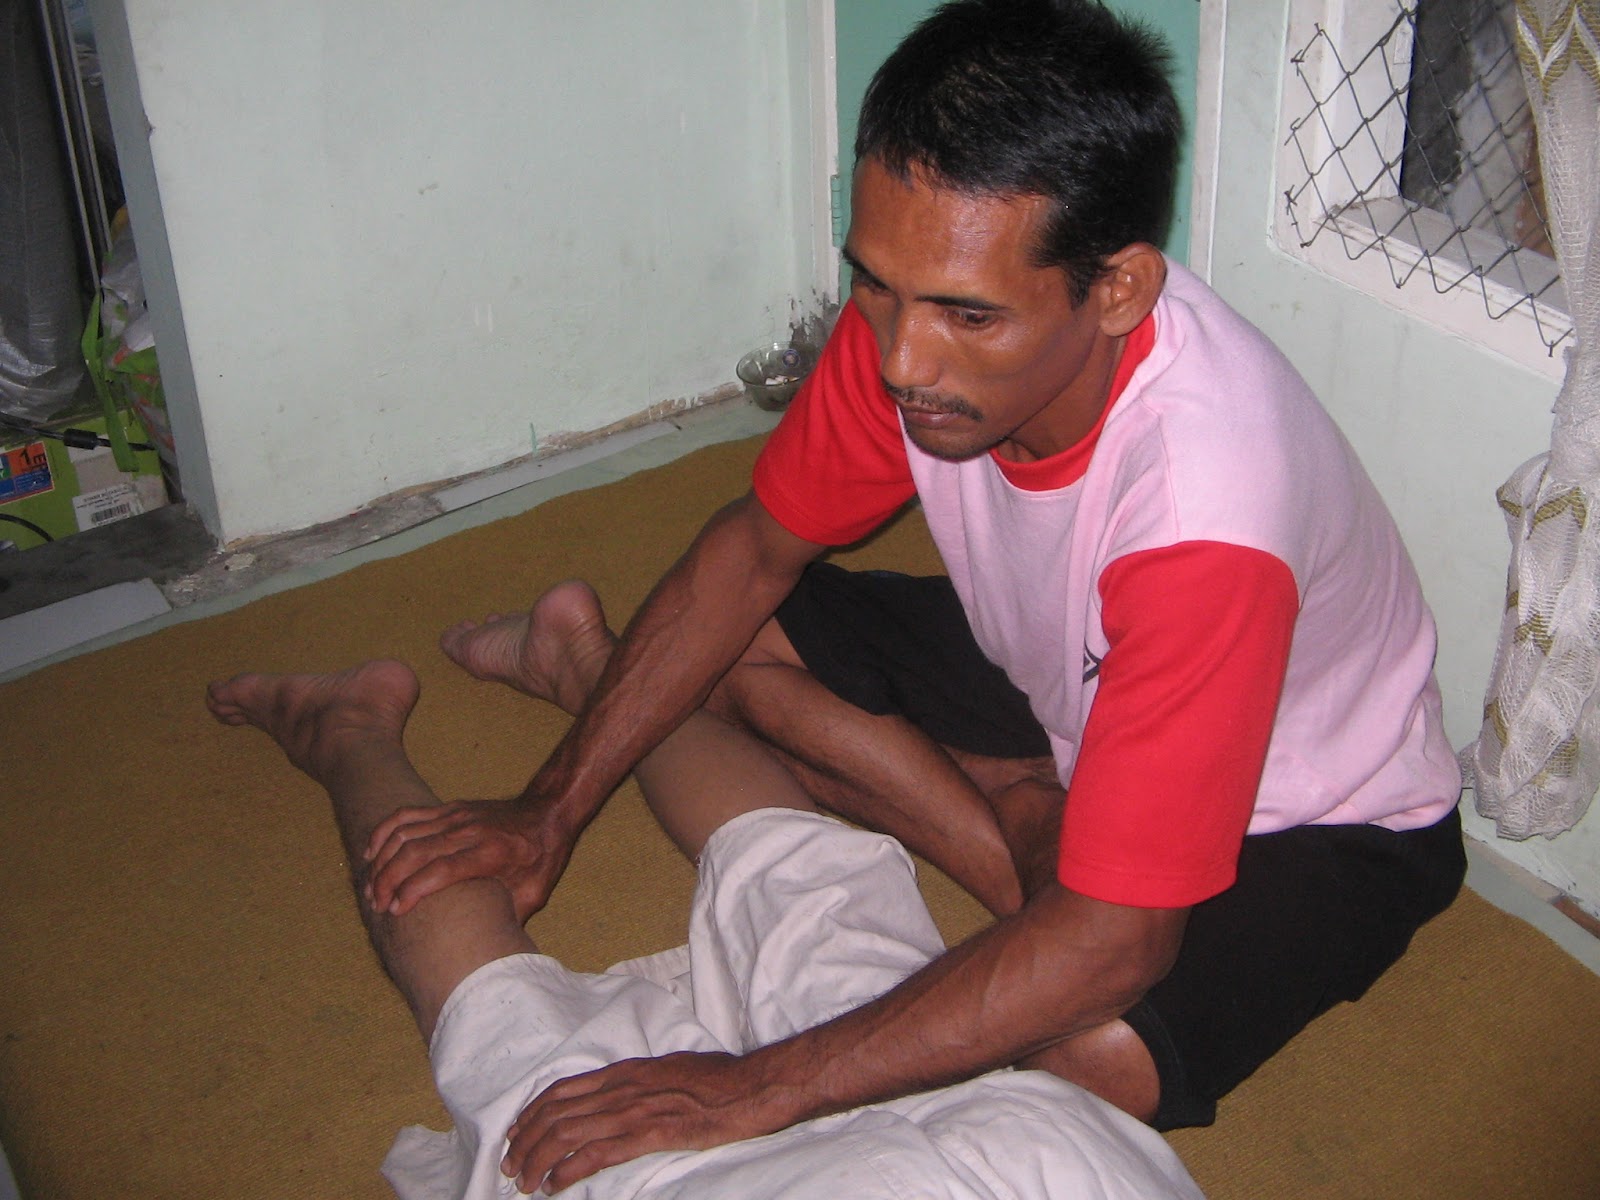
[993,331,1128,465]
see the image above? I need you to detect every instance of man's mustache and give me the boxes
[883,382,984,421]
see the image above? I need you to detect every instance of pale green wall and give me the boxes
[1205,0,1599,908]
[834,0,944,235]
[1099,0,1199,265]
[91,1,819,543]
[834,0,1200,271]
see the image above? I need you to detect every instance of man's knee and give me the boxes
[944,752,1063,897]
[1020,1018,1162,1125]
[949,749,1059,801]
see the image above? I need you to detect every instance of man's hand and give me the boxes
[500,1051,786,1194]
[364,798,570,921]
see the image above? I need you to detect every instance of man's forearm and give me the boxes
[519,494,821,828]
[742,884,1186,1128]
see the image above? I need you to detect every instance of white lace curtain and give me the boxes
[1464,0,1600,838]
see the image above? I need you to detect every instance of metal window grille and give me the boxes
[1282,0,1570,352]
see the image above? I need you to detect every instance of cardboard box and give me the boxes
[0,406,169,552]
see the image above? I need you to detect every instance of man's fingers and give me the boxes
[381,848,479,916]
[504,1105,587,1193]
[385,830,520,916]
[362,800,557,920]
[541,1131,646,1194]
[509,1108,640,1196]
[363,806,465,892]
[364,804,444,862]
[532,1064,618,1109]
[500,1054,764,1192]
[502,1069,618,1184]
[364,812,479,912]
[504,1070,610,1155]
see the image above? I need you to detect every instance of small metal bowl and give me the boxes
[736,343,815,412]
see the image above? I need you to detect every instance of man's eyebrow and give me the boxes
[923,291,1006,312]
[840,248,880,286]
[841,247,1007,313]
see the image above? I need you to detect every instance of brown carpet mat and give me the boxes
[2,434,1597,1199]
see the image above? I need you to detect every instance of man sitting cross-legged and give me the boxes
[206,581,1204,1200]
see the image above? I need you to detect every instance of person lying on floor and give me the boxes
[205,582,1204,1200]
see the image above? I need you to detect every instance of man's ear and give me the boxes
[1093,244,1166,337]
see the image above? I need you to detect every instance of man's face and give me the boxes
[844,157,1119,464]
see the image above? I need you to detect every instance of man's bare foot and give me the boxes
[438,580,616,714]
[205,660,421,780]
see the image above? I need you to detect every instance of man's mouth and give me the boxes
[898,406,964,429]
[888,386,980,429]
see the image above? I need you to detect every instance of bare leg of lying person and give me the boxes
[207,587,819,1043]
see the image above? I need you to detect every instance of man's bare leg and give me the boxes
[948,749,1067,900]
[445,595,1023,915]
[705,620,1026,915]
[208,594,818,1035]
[442,580,817,860]
[206,661,534,1042]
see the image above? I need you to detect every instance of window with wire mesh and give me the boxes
[1282,0,1568,352]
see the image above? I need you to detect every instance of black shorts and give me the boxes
[775,562,1467,1129]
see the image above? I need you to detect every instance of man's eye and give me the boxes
[952,309,995,329]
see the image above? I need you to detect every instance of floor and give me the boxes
[2,394,1597,987]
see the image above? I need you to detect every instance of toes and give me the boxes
[205,682,244,714]
[440,618,484,642]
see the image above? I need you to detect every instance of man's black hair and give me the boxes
[855,0,1181,303]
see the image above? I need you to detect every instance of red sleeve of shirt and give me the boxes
[752,302,916,545]
[1056,541,1300,908]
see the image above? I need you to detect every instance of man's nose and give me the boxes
[881,311,940,393]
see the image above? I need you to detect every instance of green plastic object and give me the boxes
[81,293,137,474]
[82,292,169,475]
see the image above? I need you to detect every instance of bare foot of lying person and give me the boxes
[438,579,616,714]
[205,660,420,783]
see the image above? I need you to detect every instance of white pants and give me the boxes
[381,809,1204,1200]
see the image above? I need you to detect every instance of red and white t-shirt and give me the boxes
[753,263,1460,908]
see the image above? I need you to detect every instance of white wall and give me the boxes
[1200,0,1600,910]
[89,0,823,544]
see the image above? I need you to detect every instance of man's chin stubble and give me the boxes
[905,429,994,463]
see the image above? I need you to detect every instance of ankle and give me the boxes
[552,635,615,715]
[300,717,404,782]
